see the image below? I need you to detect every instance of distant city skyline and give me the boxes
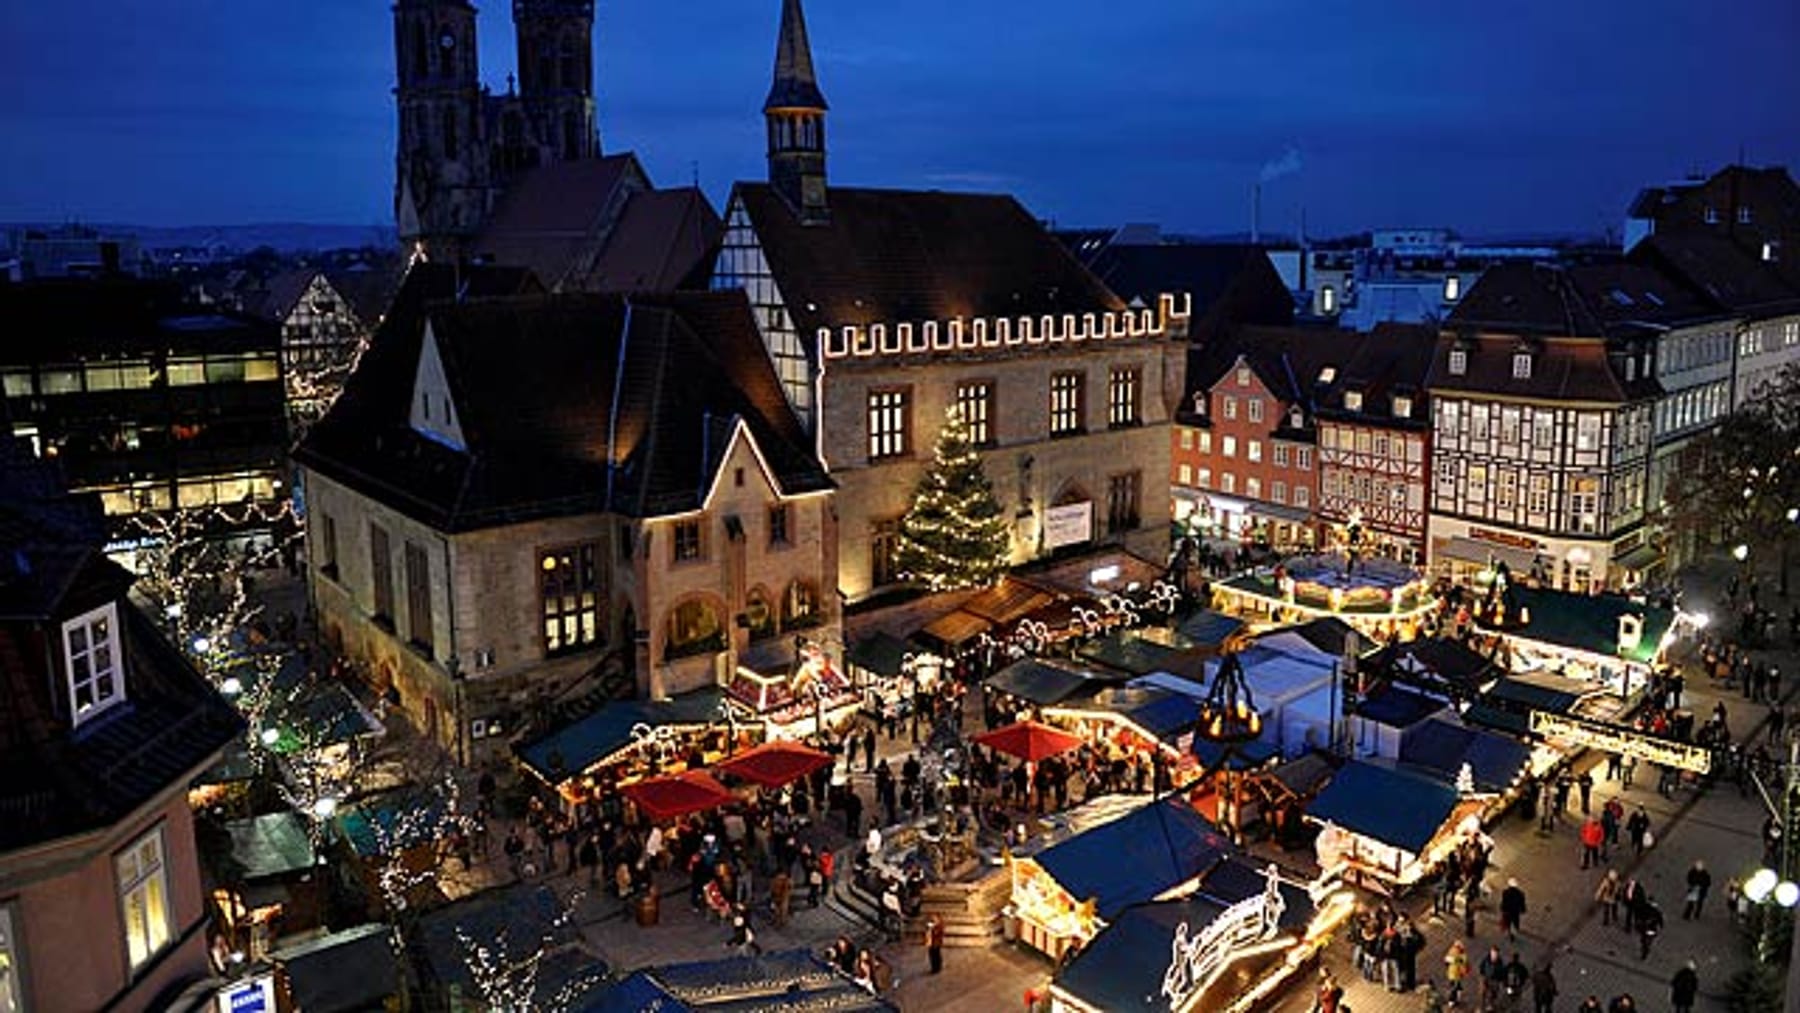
[1,0,1796,239]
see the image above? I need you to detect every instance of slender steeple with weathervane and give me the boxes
[764,0,829,224]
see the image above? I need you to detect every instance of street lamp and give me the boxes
[219,676,242,696]
[311,796,338,820]
[259,727,281,747]
[1734,544,1751,563]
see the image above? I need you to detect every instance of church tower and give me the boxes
[513,0,600,165]
[394,0,489,257]
[765,0,829,223]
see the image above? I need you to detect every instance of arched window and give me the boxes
[666,599,723,659]
[745,589,776,642]
[560,37,580,90]
[412,21,429,81]
[563,111,581,160]
[782,581,820,630]
[439,29,457,79]
[441,109,458,160]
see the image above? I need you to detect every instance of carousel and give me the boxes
[1211,552,1437,640]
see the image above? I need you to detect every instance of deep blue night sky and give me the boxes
[2,0,1796,238]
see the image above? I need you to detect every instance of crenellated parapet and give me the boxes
[821,291,1191,360]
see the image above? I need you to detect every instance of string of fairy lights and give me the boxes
[895,406,1013,592]
[454,889,603,1012]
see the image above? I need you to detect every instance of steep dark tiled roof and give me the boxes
[1449,262,1720,340]
[1184,323,1355,417]
[733,182,1124,359]
[296,275,827,531]
[581,188,723,293]
[1426,332,1652,403]
[1313,322,1437,424]
[765,0,827,111]
[1630,232,1800,318]
[1079,242,1293,338]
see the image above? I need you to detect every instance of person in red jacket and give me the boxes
[1580,816,1605,869]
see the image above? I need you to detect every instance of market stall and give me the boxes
[713,739,833,789]
[724,643,861,740]
[984,658,1120,721]
[1077,627,1207,681]
[1007,798,1230,961]
[1398,715,1551,819]
[514,688,734,803]
[1212,553,1438,639]
[1473,585,1680,703]
[207,811,323,961]
[268,923,399,1013]
[1044,686,1202,760]
[1372,636,1503,704]
[1306,761,1481,893]
[1349,685,1450,760]
[1049,859,1350,1013]
[844,632,942,722]
[1175,609,1251,656]
[621,770,738,824]
[591,949,898,1012]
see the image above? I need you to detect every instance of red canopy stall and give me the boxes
[713,740,833,789]
[621,770,737,823]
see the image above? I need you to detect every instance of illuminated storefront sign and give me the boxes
[1161,865,1288,1010]
[217,975,276,1013]
[1528,711,1711,774]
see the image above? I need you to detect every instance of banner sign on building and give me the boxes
[1161,865,1288,1010]
[217,975,276,1013]
[1044,502,1093,549]
[1528,711,1711,774]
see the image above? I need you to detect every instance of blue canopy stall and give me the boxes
[1307,761,1482,893]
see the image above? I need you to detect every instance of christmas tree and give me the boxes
[896,406,1013,591]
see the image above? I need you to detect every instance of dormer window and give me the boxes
[1765,241,1780,263]
[1317,366,1337,384]
[1343,390,1363,412]
[1321,286,1337,314]
[1444,276,1461,302]
[1289,407,1304,429]
[1512,353,1533,380]
[1236,366,1252,387]
[1393,395,1413,419]
[1704,206,1719,225]
[1191,391,1206,415]
[1448,349,1467,375]
[64,601,124,726]
[1738,205,1752,224]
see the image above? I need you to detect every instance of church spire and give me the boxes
[764,0,829,223]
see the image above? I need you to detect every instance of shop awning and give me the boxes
[1034,799,1231,920]
[1308,761,1459,855]
[713,740,832,788]
[844,631,916,677]
[976,720,1085,764]
[223,811,316,881]
[919,609,992,647]
[271,923,398,1013]
[1439,536,1538,573]
[622,771,736,824]
[1399,717,1532,792]
[514,688,725,783]
[1615,544,1663,573]
[985,658,1117,705]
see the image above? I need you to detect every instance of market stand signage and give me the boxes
[1528,711,1711,774]
[1160,865,1288,1010]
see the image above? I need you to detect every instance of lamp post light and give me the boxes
[1747,866,1800,963]
[1734,543,1751,563]
[259,727,281,747]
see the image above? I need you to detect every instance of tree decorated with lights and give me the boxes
[895,406,1012,591]
[455,889,603,1013]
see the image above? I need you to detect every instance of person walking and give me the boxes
[1601,797,1622,856]
[1682,861,1712,920]
[1577,769,1594,814]
[1500,878,1528,940]
[1670,960,1699,1013]
[1595,870,1621,927]
[1580,816,1604,869]
[1626,806,1651,856]
[924,913,946,974]
[1637,899,1663,960]
[1531,962,1559,1013]
[771,869,792,927]
[1444,940,1469,1007]
[1478,946,1505,1010]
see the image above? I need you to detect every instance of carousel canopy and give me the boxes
[622,770,737,823]
[1308,761,1459,855]
[986,658,1120,706]
[1477,586,1675,665]
[1034,799,1231,920]
[271,923,398,1013]
[590,950,897,1012]
[975,719,1085,764]
[845,631,917,677]
[515,687,725,783]
[1399,717,1531,792]
[714,739,832,788]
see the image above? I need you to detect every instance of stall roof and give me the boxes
[224,811,316,881]
[1464,703,1532,737]
[1485,677,1582,715]
[1209,646,1337,705]
[1399,717,1532,792]
[959,579,1059,625]
[1078,631,1196,677]
[1354,686,1445,729]
[417,884,591,999]
[845,631,917,677]
[1129,671,1207,701]
[918,609,993,647]
[1308,761,1459,855]
[1379,638,1500,695]
[1481,586,1676,665]
[515,687,725,783]
[590,950,896,1012]
[271,923,397,1013]
[1266,616,1363,658]
[1058,687,1200,745]
[985,658,1117,706]
[1268,752,1337,799]
[1033,798,1231,920]
[1176,609,1248,646]
[1054,866,1314,1012]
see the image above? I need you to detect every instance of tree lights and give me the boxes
[895,406,1013,592]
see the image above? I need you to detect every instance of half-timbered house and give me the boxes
[1314,323,1437,562]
